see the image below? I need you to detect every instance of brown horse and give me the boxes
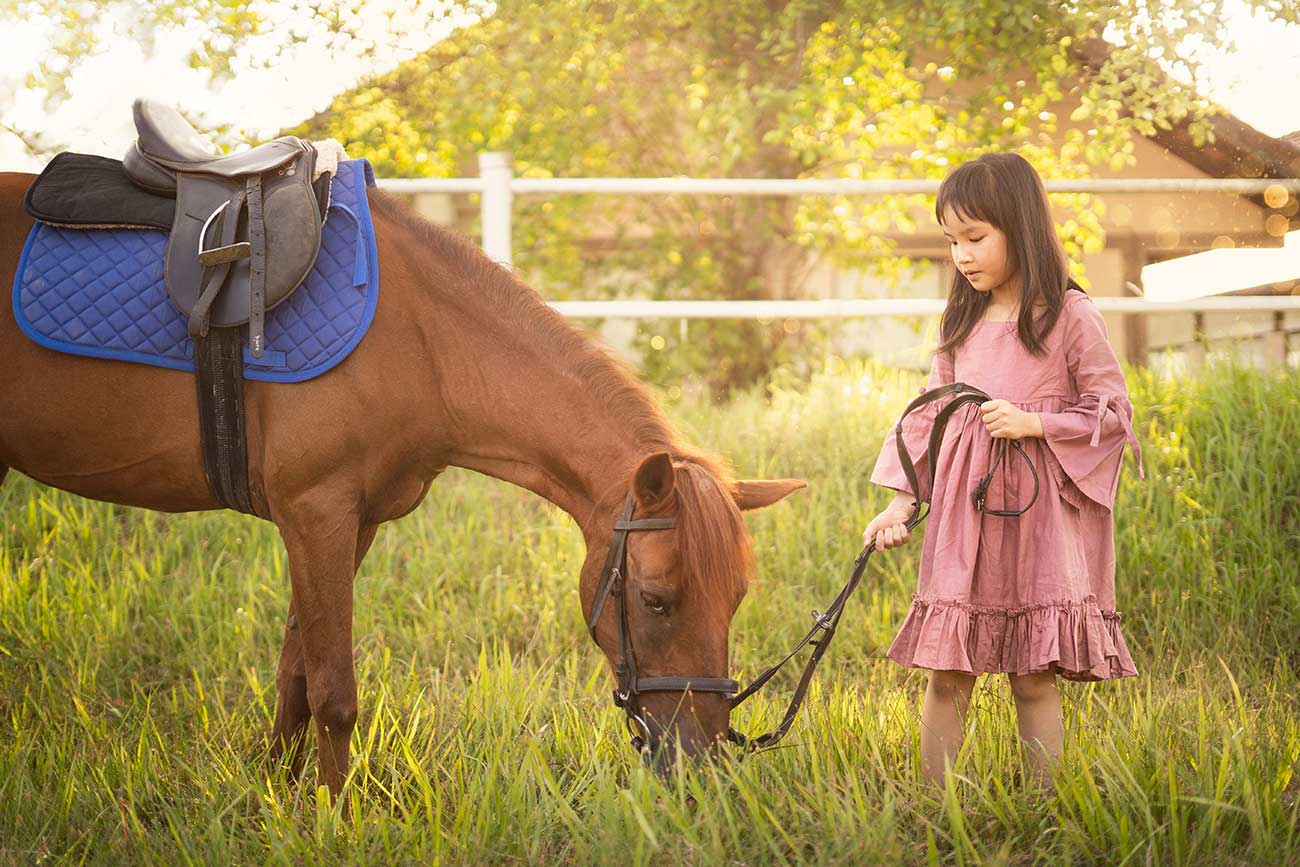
[0,172,804,796]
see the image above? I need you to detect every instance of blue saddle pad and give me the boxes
[13,158,380,383]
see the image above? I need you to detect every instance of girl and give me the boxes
[862,152,1144,786]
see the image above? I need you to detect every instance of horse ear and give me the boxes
[633,452,676,509]
[733,478,807,511]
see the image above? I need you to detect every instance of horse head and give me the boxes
[582,451,804,768]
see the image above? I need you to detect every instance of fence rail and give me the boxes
[377,152,1300,337]
[376,152,1300,268]
[545,296,1300,318]
[377,176,1300,197]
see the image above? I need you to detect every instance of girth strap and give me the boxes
[192,328,255,515]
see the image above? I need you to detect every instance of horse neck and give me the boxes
[442,341,667,528]
[419,269,678,531]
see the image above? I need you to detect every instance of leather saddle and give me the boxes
[122,99,325,357]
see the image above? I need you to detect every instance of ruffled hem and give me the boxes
[886,595,1138,682]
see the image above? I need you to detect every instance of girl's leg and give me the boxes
[1008,671,1064,785]
[920,669,977,785]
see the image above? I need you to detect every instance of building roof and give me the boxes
[1148,111,1300,180]
[1076,37,1300,182]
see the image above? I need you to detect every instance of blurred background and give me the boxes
[3,8,1299,862]
[3,0,1299,394]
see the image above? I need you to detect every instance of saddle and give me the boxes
[122,99,325,358]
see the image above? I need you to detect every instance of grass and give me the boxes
[1,355,1298,865]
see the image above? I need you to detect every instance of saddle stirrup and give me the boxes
[189,190,250,339]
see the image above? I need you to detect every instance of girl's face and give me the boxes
[941,207,1016,296]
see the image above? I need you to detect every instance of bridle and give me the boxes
[586,491,740,755]
[589,381,1040,759]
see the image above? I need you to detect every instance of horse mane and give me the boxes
[367,190,752,603]
[672,461,756,608]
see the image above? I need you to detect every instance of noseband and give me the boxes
[591,382,1039,758]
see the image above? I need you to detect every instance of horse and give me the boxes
[0,170,805,797]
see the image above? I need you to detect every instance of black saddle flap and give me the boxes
[24,152,175,230]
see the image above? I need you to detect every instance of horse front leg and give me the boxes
[269,524,378,780]
[274,499,370,799]
[268,600,310,777]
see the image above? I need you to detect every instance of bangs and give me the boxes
[936,159,1001,229]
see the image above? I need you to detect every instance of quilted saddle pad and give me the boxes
[13,158,380,384]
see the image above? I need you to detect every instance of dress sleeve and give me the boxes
[1038,298,1145,512]
[870,348,954,503]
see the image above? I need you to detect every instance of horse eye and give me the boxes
[639,591,669,616]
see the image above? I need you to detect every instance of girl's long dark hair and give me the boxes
[933,152,1084,359]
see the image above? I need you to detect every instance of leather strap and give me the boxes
[725,381,1038,753]
[596,384,1041,758]
[246,174,267,358]
[193,328,255,515]
[726,545,868,750]
[198,242,251,267]
[188,189,247,339]
[589,492,739,757]
[614,518,675,531]
[896,382,1039,526]
[634,676,741,693]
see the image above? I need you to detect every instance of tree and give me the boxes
[9,0,1294,390]
[0,0,487,151]
[288,0,1292,392]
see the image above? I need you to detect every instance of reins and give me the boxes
[592,381,1039,760]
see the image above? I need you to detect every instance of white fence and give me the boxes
[543,296,1300,318]
[375,153,1300,325]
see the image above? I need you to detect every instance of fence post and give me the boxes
[1187,311,1206,371]
[1264,310,1288,369]
[479,151,514,267]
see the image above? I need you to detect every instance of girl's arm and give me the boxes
[1036,299,1145,512]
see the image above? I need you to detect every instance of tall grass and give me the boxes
[1,357,1297,865]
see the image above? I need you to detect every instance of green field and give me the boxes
[2,357,1298,865]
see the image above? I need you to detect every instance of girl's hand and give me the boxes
[863,502,915,551]
[979,399,1042,440]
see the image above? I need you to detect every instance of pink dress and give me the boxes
[870,291,1143,681]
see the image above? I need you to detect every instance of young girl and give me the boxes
[863,152,1144,786]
